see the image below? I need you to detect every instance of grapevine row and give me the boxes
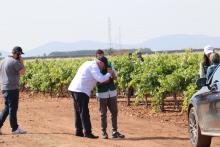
[19,50,201,112]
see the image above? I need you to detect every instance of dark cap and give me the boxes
[12,46,24,55]
[98,56,108,66]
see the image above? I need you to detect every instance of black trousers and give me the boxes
[71,91,92,135]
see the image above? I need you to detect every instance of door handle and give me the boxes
[211,84,218,91]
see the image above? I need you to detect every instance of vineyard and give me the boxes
[19,50,201,112]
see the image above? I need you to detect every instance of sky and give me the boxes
[0,0,220,52]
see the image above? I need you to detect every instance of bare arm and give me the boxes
[18,57,25,75]
[19,68,25,75]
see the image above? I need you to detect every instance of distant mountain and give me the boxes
[24,41,126,57]
[137,34,220,50]
[23,34,220,57]
[0,51,9,57]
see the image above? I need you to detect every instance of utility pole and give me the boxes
[118,26,122,50]
[108,17,112,55]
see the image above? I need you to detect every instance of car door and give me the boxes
[196,65,220,131]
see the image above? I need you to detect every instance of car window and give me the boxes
[210,65,220,84]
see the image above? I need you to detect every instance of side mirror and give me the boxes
[196,78,207,87]
[213,80,219,83]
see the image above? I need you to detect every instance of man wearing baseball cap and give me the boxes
[68,56,113,138]
[0,46,26,135]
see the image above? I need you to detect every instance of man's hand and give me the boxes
[108,67,117,80]
[107,67,113,74]
[111,72,117,80]
[18,56,25,75]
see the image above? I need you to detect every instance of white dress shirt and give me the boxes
[68,60,111,97]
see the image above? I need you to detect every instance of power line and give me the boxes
[108,17,112,51]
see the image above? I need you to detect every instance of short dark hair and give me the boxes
[96,49,104,57]
[210,53,220,64]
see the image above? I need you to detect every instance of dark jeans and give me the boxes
[71,91,92,135]
[0,89,19,131]
[98,97,118,133]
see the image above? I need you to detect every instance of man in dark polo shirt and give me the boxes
[0,46,26,135]
[96,50,125,139]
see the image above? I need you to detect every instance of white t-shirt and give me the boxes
[68,60,111,96]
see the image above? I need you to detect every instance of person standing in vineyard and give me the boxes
[96,50,125,139]
[68,56,112,139]
[200,45,214,78]
[206,52,220,80]
[0,46,26,135]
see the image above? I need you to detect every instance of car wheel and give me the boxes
[188,107,212,147]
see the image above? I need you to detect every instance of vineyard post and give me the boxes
[173,93,180,111]
[127,87,133,106]
[144,94,148,108]
[160,94,165,111]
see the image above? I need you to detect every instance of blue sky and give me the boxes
[0,0,219,52]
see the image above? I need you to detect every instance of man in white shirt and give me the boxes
[68,56,112,139]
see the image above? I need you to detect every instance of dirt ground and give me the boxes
[0,92,220,147]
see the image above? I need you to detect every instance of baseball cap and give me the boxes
[98,56,108,66]
[204,45,214,55]
[12,46,24,54]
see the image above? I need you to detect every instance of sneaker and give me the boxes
[75,131,84,137]
[12,127,27,134]
[112,131,125,139]
[84,133,99,139]
[102,132,108,139]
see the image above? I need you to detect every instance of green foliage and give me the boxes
[21,51,202,111]
[182,83,198,112]
[110,55,134,93]
[20,58,89,96]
